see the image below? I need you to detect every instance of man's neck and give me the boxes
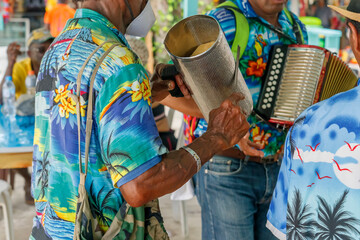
[248,1,282,27]
[81,0,127,34]
[262,14,280,27]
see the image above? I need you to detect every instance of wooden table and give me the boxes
[0,146,33,169]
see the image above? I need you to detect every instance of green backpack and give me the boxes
[217,1,305,59]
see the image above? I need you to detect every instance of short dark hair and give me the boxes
[347,18,360,35]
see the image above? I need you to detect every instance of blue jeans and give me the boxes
[193,155,280,240]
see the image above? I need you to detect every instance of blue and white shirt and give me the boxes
[267,83,360,239]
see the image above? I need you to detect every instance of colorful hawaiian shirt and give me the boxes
[267,84,360,239]
[188,0,308,157]
[30,9,167,239]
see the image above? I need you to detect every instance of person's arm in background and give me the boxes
[0,42,21,104]
[151,63,204,118]
[160,94,204,118]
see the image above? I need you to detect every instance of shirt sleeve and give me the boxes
[12,61,27,99]
[266,133,293,240]
[95,63,168,188]
[206,8,236,47]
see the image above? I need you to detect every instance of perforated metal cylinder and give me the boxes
[164,15,253,121]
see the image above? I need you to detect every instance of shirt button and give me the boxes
[205,169,209,174]
[209,159,214,163]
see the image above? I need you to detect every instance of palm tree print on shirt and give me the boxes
[287,189,315,240]
[314,190,360,240]
[88,181,119,228]
[36,151,50,200]
[101,130,131,177]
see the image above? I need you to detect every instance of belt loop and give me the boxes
[244,155,250,163]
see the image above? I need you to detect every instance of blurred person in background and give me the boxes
[0,28,53,205]
[44,0,75,37]
[315,0,333,28]
[0,28,53,100]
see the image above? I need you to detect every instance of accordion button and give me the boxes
[271,86,275,91]
[270,76,274,81]
[269,97,273,102]
[271,71,275,75]
[270,92,274,96]
[276,48,281,53]
[272,65,276,70]
[268,82,272,86]
[280,53,284,57]
[274,59,278,64]
[266,87,271,92]
[273,81,277,85]
[276,70,280,74]
[275,54,279,58]
[267,103,271,108]
[262,104,267,109]
[277,64,281,68]
[265,93,269,97]
[279,58,283,63]
[264,99,268,103]
[274,75,278,80]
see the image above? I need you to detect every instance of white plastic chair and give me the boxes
[0,180,14,240]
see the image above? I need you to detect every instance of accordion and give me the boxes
[255,45,358,128]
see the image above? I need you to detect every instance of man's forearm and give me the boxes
[120,131,224,207]
[160,94,204,118]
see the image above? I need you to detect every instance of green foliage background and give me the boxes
[151,0,214,64]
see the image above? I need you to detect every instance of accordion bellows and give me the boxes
[256,45,358,127]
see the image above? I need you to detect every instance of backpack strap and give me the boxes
[283,8,305,44]
[217,1,249,59]
[71,40,121,184]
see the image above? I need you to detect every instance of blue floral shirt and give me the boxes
[192,0,308,157]
[31,9,167,239]
[267,84,360,239]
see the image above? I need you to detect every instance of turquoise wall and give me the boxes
[182,0,198,17]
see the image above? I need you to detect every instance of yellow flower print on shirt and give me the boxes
[54,84,86,118]
[128,77,151,105]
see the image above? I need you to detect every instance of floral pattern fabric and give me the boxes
[267,84,360,240]
[192,0,308,157]
[30,9,167,239]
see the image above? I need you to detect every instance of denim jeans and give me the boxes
[193,155,280,240]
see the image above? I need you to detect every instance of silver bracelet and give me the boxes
[181,146,202,172]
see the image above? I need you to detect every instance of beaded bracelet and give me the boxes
[181,146,202,172]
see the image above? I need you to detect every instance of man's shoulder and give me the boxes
[293,86,360,129]
[207,7,236,24]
